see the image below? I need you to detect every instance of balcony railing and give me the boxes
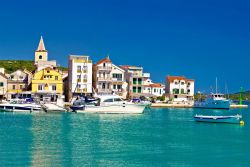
[97,77,112,81]
[77,69,88,73]
[97,66,112,71]
[97,88,112,93]
[76,88,87,93]
[112,78,123,82]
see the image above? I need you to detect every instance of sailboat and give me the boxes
[194,78,231,109]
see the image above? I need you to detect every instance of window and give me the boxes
[133,78,137,84]
[114,98,122,102]
[175,81,178,85]
[173,89,179,94]
[38,85,43,90]
[174,95,178,99]
[133,86,137,93]
[113,85,116,89]
[138,78,142,85]
[12,85,16,90]
[77,66,81,72]
[181,89,185,94]
[154,89,156,93]
[138,87,142,93]
[52,85,56,91]
[117,85,121,90]
[181,82,185,85]
[103,98,113,102]
[77,75,81,82]
[187,89,190,93]
[20,85,23,89]
[47,70,50,73]
[112,74,122,80]
[102,83,105,89]
[0,82,3,87]
[39,55,42,59]
[55,76,58,80]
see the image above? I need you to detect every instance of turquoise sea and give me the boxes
[0,106,250,167]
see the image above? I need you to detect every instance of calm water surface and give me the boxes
[0,106,250,167]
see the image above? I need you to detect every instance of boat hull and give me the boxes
[194,100,230,109]
[0,104,42,112]
[194,115,242,124]
[73,104,145,114]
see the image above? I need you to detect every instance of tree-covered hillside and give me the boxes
[0,60,68,73]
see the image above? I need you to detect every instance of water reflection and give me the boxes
[30,113,64,167]
[0,112,32,166]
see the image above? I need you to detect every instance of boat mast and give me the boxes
[216,77,218,94]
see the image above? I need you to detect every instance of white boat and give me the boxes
[194,93,231,109]
[70,95,146,114]
[0,99,42,112]
[194,114,244,124]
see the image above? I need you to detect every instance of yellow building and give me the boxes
[32,67,63,101]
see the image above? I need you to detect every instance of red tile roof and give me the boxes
[95,57,112,66]
[145,83,164,88]
[167,76,194,82]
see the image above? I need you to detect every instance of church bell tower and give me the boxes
[35,36,48,64]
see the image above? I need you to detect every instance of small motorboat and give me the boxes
[194,114,244,124]
[0,98,42,112]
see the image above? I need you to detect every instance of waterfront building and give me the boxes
[34,36,56,71]
[93,57,127,98]
[68,55,92,101]
[121,65,150,98]
[32,67,63,102]
[165,76,195,103]
[0,72,8,100]
[144,83,165,97]
[6,70,33,99]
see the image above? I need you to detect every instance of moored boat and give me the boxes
[194,93,231,109]
[194,114,244,124]
[0,99,42,112]
[70,95,146,114]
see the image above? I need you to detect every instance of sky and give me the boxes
[0,0,249,93]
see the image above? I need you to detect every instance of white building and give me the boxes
[93,57,128,98]
[144,83,165,97]
[68,55,93,100]
[165,76,194,103]
[111,64,128,98]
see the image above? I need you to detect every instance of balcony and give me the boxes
[112,78,123,82]
[77,69,88,73]
[97,77,112,82]
[97,88,112,93]
[97,66,112,71]
[76,88,87,93]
